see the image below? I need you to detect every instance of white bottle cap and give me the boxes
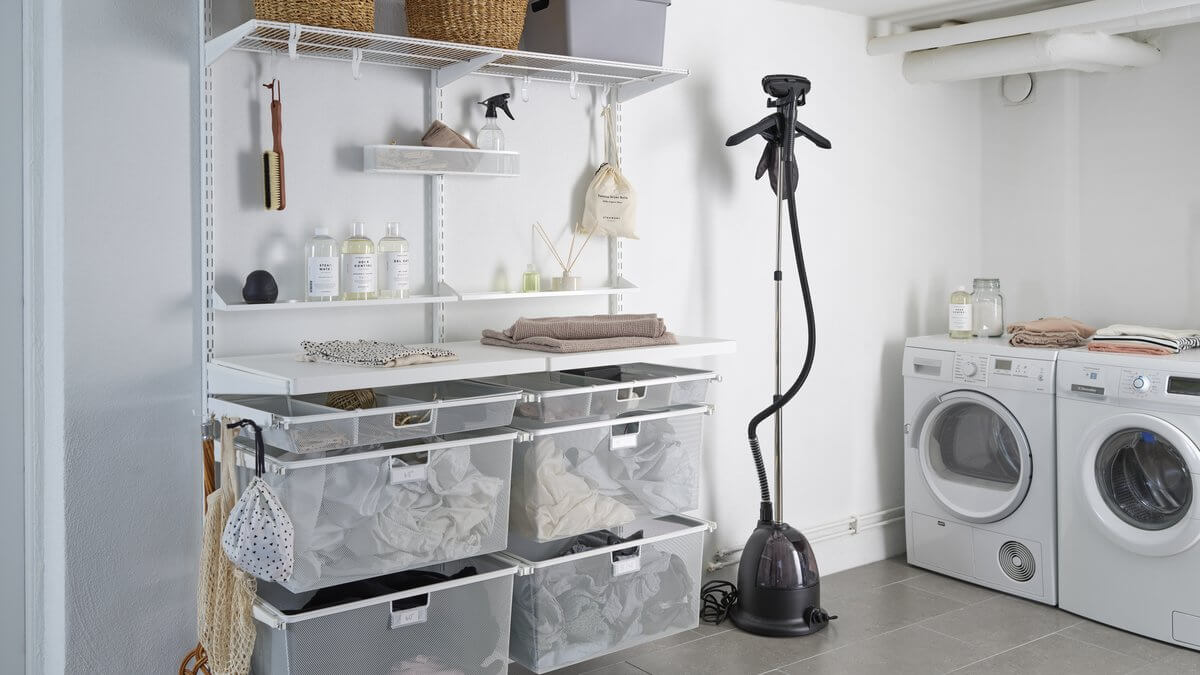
[315,226,330,236]
[527,263,536,272]
[351,221,366,237]
[386,222,402,237]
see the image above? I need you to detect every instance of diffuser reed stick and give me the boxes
[534,221,595,290]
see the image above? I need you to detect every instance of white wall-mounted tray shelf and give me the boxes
[364,145,519,177]
[458,278,639,301]
[213,288,459,312]
[205,20,688,101]
[207,336,736,395]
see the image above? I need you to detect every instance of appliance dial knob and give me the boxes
[963,362,978,377]
[1132,375,1150,392]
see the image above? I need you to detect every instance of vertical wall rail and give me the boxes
[426,71,446,343]
[607,93,624,315]
[199,0,216,411]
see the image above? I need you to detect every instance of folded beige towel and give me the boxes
[482,314,677,353]
[1007,317,1095,348]
[1087,341,1175,356]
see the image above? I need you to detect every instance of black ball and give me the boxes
[242,269,279,304]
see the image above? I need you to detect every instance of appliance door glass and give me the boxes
[1096,429,1193,531]
[918,391,1033,524]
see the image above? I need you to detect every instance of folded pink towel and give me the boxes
[1007,317,1096,349]
[1087,342,1174,356]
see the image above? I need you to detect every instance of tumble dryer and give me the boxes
[1057,349,1200,649]
[903,335,1057,604]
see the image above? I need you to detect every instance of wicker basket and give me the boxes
[406,0,527,50]
[254,0,375,32]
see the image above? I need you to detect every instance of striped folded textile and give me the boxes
[1088,324,1200,355]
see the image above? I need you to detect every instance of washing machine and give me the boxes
[903,335,1057,604]
[1057,349,1200,649]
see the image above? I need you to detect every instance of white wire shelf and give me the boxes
[213,285,459,312]
[364,145,519,177]
[457,277,639,301]
[207,337,736,395]
[205,20,688,101]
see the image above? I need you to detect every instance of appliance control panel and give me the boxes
[953,353,989,385]
[953,353,1050,392]
[1120,369,1161,400]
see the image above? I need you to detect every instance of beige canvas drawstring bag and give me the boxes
[581,106,638,239]
[197,418,257,675]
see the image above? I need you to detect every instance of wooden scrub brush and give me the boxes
[263,79,286,210]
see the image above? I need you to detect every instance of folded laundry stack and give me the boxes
[1007,317,1095,348]
[1089,325,1200,355]
[482,314,678,353]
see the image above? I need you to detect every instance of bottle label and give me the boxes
[307,256,338,297]
[949,304,973,332]
[343,254,377,293]
[385,252,410,291]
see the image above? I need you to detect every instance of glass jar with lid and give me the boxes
[972,278,1005,337]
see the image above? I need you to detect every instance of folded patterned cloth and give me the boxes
[1006,317,1096,349]
[299,340,458,368]
[1089,324,1200,355]
[482,314,678,353]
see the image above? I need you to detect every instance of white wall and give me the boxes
[980,23,1200,328]
[2,0,26,670]
[53,0,981,669]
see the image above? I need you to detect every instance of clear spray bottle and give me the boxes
[476,93,515,151]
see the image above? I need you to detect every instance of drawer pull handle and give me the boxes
[390,595,430,629]
[611,421,641,449]
[612,548,641,577]
[616,386,647,402]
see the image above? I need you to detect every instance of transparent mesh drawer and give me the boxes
[210,380,520,454]
[509,406,707,542]
[253,556,517,675]
[564,363,716,417]
[474,372,601,424]
[233,431,515,593]
[507,516,707,673]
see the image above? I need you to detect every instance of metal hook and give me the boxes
[287,23,300,60]
[351,48,363,80]
[601,84,611,104]
[569,72,579,100]
[522,75,531,102]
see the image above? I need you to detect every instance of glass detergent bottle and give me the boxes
[305,227,339,302]
[949,286,973,339]
[340,221,377,301]
[378,222,410,299]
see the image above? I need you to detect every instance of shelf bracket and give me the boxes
[521,75,531,102]
[617,72,688,103]
[287,23,301,60]
[350,48,363,79]
[436,52,503,88]
[205,19,257,66]
[569,71,579,100]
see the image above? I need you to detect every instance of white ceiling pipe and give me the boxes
[902,32,1162,83]
[1070,4,1200,31]
[869,0,1200,55]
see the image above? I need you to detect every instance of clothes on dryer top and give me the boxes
[281,447,504,590]
[1006,317,1095,348]
[1089,325,1200,355]
[510,547,697,670]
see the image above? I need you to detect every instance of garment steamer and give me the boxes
[717,74,835,637]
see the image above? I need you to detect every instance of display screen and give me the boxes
[1167,376,1200,397]
[995,359,1012,371]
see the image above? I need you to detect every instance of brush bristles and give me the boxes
[263,151,282,211]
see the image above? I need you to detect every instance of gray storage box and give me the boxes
[506,515,708,673]
[252,556,517,675]
[520,0,671,66]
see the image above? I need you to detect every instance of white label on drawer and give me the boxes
[612,553,641,577]
[611,423,640,450]
[390,462,428,484]
[390,605,428,629]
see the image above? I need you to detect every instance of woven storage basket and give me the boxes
[254,0,375,32]
[406,0,527,50]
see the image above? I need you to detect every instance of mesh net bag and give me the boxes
[197,418,257,675]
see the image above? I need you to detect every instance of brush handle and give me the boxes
[271,98,286,209]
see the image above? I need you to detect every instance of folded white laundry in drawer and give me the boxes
[509,405,707,542]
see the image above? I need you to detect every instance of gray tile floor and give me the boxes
[511,556,1200,675]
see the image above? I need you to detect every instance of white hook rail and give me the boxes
[569,71,579,100]
[522,75,531,102]
[351,47,363,79]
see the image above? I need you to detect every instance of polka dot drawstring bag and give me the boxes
[222,419,295,583]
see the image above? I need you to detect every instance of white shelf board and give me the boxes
[205,20,688,101]
[207,336,736,395]
[364,145,518,177]
[213,289,458,312]
[458,278,639,302]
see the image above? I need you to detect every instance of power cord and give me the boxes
[700,581,738,625]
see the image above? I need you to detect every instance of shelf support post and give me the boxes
[608,89,624,315]
[435,52,503,88]
[427,70,447,343]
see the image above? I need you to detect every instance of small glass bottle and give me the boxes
[972,278,1005,337]
[340,221,377,301]
[949,286,973,339]
[378,222,410,299]
[305,227,339,302]
[522,264,541,293]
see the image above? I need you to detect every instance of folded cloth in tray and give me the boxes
[482,314,678,353]
[299,340,458,367]
[1006,317,1095,348]
[565,529,644,556]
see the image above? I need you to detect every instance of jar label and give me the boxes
[949,304,973,331]
[343,254,377,293]
[307,256,338,297]
[385,252,410,291]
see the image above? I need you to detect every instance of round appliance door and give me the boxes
[916,390,1033,524]
[1079,413,1200,557]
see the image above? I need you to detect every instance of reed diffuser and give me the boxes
[534,221,595,291]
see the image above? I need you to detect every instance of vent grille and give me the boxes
[998,541,1035,582]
